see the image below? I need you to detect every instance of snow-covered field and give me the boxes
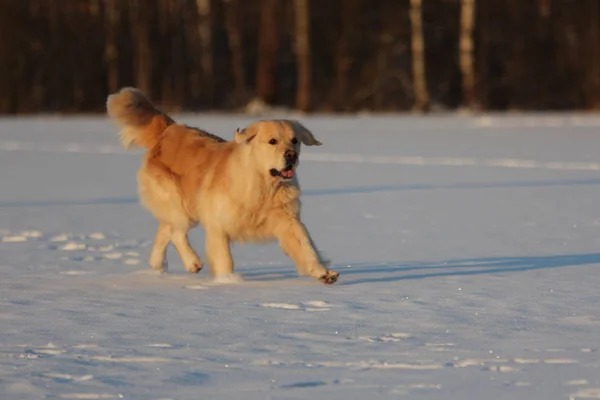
[2,113,600,400]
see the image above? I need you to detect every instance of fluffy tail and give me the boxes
[106,87,175,149]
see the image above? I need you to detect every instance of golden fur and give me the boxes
[106,87,339,284]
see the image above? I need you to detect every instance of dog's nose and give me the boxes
[284,150,297,160]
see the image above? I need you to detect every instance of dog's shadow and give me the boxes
[239,253,600,285]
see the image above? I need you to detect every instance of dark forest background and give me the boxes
[1,0,599,114]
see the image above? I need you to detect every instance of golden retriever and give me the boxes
[106,87,339,285]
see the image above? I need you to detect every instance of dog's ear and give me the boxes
[234,127,256,144]
[289,120,322,146]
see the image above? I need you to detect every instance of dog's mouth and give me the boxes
[270,165,295,179]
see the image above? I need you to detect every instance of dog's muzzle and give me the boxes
[270,150,298,179]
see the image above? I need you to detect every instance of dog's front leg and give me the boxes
[205,229,238,280]
[276,218,339,285]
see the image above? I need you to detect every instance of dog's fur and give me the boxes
[106,87,339,284]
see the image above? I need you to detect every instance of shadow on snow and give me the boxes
[2,177,600,207]
[240,253,600,285]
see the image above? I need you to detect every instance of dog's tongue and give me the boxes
[281,169,295,178]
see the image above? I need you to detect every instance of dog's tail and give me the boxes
[106,87,175,150]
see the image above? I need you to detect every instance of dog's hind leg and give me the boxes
[148,222,202,274]
[171,227,203,273]
[138,161,202,274]
[149,222,172,272]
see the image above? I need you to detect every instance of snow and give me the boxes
[2,113,600,399]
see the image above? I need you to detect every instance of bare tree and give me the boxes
[196,0,213,101]
[538,0,550,19]
[0,16,7,112]
[0,0,598,114]
[459,0,476,110]
[256,0,279,103]
[294,0,311,111]
[475,0,490,108]
[157,0,186,108]
[171,1,186,107]
[223,0,247,103]
[157,0,172,103]
[129,0,152,96]
[104,0,120,94]
[409,0,429,111]
[586,0,600,109]
[335,0,357,110]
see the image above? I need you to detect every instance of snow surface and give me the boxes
[2,113,600,399]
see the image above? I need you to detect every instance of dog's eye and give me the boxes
[291,137,298,144]
[269,139,278,145]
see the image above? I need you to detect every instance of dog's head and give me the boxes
[234,119,321,180]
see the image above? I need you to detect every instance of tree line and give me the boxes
[1,0,599,114]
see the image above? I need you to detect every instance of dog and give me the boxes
[106,87,339,285]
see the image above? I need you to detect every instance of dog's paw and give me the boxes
[319,270,339,285]
[150,259,168,273]
[186,261,203,274]
[210,273,244,285]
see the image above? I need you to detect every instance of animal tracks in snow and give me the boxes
[358,333,412,343]
[1,342,189,366]
[1,229,42,242]
[1,340,596,398]
[254,359,444,370]
[254,351,592,379]
[41,373,94,382]
[260,303,301,310]
[59,394,122,399]
[259,300,333,312]
[0,228,144,267]
[570,388,600,400]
